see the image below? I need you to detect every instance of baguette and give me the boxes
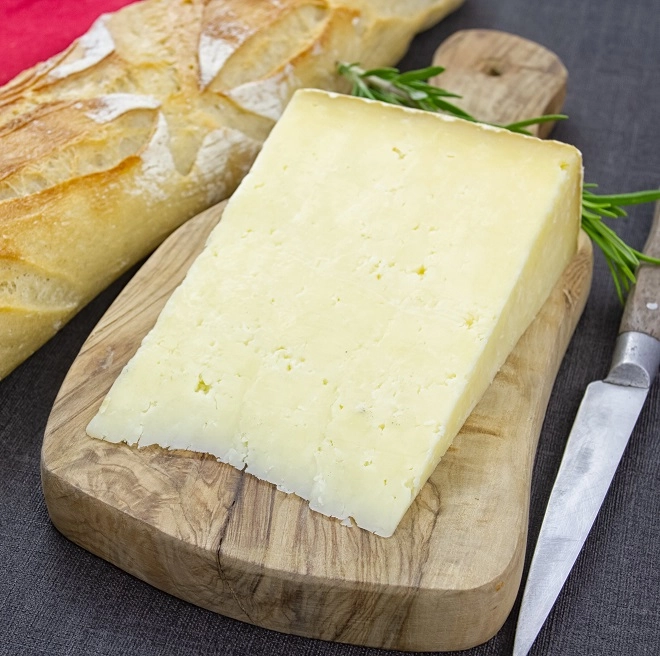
[0,0,463,380]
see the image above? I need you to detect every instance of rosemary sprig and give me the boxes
[337,63,566,134]
[338,62,660,300]
[581,186,660,302]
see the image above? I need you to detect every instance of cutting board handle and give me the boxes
[432,28,567,136]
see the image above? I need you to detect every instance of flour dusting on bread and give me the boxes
[227,65,297,121]
[198,34,238,89]
[134,113,176,201]
[86,94,161,123]
[193,129,260,204]
[48,16,115,81]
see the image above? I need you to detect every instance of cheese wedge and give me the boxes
[87,89,582,537]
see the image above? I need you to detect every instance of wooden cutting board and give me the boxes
[41,30,593,652]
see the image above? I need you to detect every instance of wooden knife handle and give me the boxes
[620,200,660,340]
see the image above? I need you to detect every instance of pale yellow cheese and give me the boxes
[87,89,583,537]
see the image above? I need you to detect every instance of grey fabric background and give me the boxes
[1,0,659,654]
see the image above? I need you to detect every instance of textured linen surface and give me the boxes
[1,1,659,655]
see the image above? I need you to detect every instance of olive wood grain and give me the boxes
[431,29,567,138]
[41,30,593,652]
[620,201,660,340]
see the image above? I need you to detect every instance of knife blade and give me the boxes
[513,200,660,656]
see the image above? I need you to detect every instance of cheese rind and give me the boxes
[87,89,582,537]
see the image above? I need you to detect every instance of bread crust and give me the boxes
[0,0,463,379]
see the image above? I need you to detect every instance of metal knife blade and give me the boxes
[513,199,660,656]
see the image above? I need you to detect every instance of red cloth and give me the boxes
[0,0,139,85]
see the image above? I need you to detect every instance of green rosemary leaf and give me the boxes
[411,84,462,99]
[584,189,660,205]
[503,114,568,131]
[430,98,475,120]
[604,256,626,303]
[395,66,446,83]
[638,252,660,263]
[360,67,401,80]
[581,207,605,220]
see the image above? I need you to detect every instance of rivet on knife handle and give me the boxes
[619,200,660,339]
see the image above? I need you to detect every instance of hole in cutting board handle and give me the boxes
[482,59,504,76]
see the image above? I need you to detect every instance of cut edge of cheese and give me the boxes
[87,89,583,537]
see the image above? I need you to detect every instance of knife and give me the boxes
[513,200,660,656]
